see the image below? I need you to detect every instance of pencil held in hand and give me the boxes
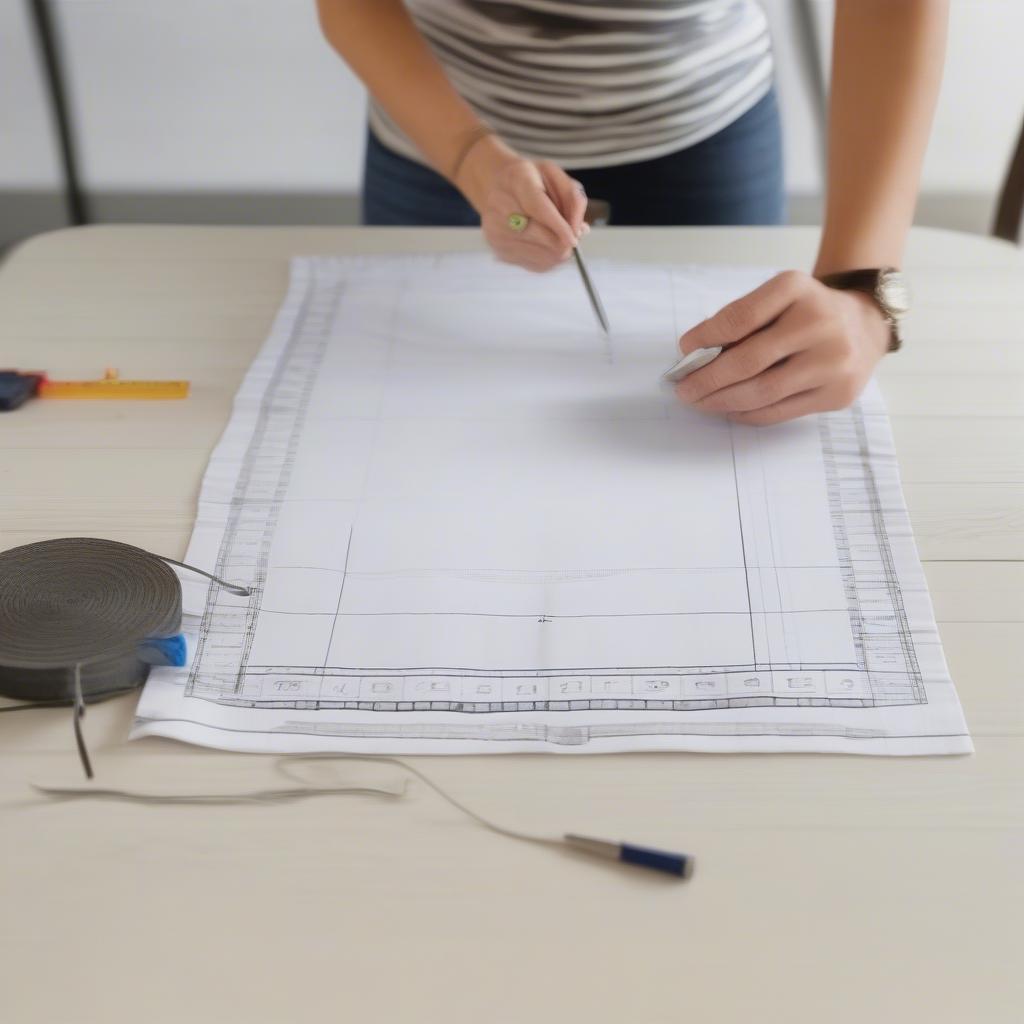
[662,346,722,383]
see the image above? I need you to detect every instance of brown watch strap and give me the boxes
[818,269,885,292]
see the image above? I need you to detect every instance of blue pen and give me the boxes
[564,833,695,879]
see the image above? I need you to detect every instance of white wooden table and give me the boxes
[1,226,1022,1024]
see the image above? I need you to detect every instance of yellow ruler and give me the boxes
[38,368,189,400]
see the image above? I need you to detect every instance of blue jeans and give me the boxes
[361,88,785,227]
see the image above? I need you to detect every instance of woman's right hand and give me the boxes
[457,138,589,273]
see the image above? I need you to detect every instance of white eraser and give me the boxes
[661,345,723,383]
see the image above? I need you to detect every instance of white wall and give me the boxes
[802,0,1024,197]
[2,0,1022,207]
[921,0,1024,193]
[57,0,367,191]
[0,0,61,189]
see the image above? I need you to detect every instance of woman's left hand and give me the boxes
[671,270,892,425]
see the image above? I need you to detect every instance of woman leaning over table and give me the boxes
[316,0,948,425]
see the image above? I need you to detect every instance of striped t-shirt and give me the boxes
[369,0,774,170]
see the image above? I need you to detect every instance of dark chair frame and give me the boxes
[992,117,1024,244]
[27,0,88,225]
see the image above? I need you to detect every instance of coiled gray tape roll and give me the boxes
[0,537,182,702]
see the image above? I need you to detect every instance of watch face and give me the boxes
[878,271,911,318]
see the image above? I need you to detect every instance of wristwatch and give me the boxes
[818,267,910,352]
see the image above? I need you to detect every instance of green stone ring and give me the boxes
[506,212,529,232]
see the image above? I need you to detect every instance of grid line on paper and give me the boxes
[320,526,354,676]
[850,404,926,702]
[817,407,925,704]
[186,268,346,698]
[728,425,758,669]
[182,257,930,720]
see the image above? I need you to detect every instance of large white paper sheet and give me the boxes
[134,254,971,755]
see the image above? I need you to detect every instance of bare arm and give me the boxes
[316,0,499,199]
[673,0,950,425]
[815,0,949,275]
[315,0,584,266]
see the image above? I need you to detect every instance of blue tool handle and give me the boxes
[619,843,694,879]
[0,372,42,411]
[137,634,188,667]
